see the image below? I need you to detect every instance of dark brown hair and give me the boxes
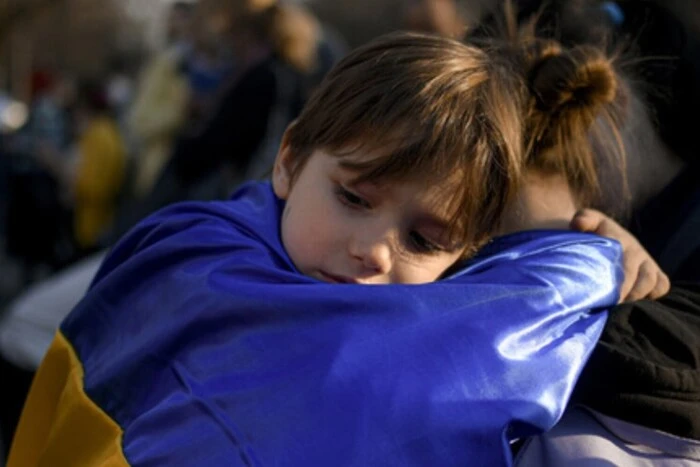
[286,32,525,257]
[469,3,630,217]
[524,39,628,215]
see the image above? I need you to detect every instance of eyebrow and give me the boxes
[337,157,382,173]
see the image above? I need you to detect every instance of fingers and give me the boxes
[648,270,671,300]
[570,209,607,232]
[620,258,671,302]
[612,238,666,302]
[623,260,656,302]
[572,210,632,250]
[618,243,640,301]
[572,208,671,302]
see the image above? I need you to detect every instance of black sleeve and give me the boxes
[170,62,277,182]
[572,283,700,440]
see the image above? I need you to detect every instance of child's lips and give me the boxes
[319,271,359,284]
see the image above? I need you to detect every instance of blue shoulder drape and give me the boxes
[60,182,622,466]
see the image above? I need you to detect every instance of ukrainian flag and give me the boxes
[9,183,622,466]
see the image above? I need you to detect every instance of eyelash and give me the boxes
[334,184,446,255]
[408,231,443,254]
[335,185,371,209]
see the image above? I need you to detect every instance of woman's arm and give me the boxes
[571,208,670,301]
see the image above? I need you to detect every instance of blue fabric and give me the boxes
[62,181,623,466]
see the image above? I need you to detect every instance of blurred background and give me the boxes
[0,0,483,102]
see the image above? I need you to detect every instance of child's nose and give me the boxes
[349,233,393,276]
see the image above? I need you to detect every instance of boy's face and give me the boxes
[273,142,467,284]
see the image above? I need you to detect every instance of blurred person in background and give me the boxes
[183,9,236,130]
[0,93,29,248]
[24,71,75,162]
[4,72,76,280]
[239,1,331,180]
[106,56,137,154]
[402,0,467,38]
[155,0,324,205]
[121,0,344,229]
[127,1,195,200]
[70,81,126,255]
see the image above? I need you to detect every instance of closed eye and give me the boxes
[335,185,371,209]
[408,231,443,254]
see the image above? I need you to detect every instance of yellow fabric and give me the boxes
[74,116,126,249]
[8,332,128,467]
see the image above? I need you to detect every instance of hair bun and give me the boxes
[529,45,617,114]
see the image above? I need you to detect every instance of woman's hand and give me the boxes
[571,209,670,302]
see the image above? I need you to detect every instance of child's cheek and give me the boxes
[281,208,323,274]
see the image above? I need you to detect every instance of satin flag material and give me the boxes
[12,182,622,466]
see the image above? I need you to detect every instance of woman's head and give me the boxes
[468,6,630,217]
[476,0,689,216]
[521,37,627,215]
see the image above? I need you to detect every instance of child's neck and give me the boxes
[497,171,578,235]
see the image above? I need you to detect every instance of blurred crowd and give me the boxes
[1,0,700,463]
[0,0,347,286]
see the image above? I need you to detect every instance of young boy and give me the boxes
[9,32,664,467]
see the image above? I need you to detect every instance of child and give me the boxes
[10,32,664,466]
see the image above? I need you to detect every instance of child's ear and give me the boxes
[272,125,296,200]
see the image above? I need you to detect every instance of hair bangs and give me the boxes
[332,124,467,185]
[286,32,525,254]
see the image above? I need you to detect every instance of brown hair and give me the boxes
[282,24,629,257]
[469,5,630,218]
[286,32,525,257]
[524,39,628,215]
